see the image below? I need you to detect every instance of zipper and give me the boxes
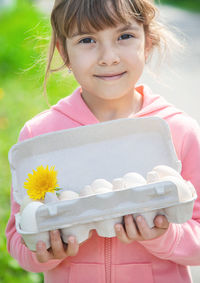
[105,237,112,283]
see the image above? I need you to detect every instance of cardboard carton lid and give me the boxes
[9,117,181,205]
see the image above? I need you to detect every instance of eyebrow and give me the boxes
[70,24,140,38]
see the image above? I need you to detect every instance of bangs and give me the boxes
[53,0,146,38]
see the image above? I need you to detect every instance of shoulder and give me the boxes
[19,87,83,140]
[167,111,200,139]
[18,108,55,141]
[168,113,200,165]
[161,109,200,161]
[18,103,77,142]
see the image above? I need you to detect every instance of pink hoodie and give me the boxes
[6,85,200,283]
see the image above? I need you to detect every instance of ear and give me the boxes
[56,39,68,64]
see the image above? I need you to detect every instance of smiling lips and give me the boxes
[94,71,127,81]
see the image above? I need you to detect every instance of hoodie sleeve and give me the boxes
[6,123,63,272]
[139,117,200,266]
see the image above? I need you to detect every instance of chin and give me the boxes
[98,95,123,101]
[101,91,129,100]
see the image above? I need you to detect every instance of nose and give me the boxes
[98,45,120,66]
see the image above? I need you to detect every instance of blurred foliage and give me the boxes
[156,0,200,12]
[0,1,77,282]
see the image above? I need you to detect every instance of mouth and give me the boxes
[94,71,127,81]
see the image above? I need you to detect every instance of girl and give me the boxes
[6,0,200,282]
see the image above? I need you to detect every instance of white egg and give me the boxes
[20,196,33,214]
[152,165,182,180]
[58,190,79,200]
[112,178,126,190]
[123,172,146,189]
[161,176,193,202]
[93,187,112,194]
[20,201,43,232]
[44,192,59,203]
[79,185,94,197]
[146,170,160,183]
[91,179,113,190]
[147,165,183,184]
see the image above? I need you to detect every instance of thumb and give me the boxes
[154,215,169,229]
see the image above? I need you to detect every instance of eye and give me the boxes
[79,37,95,44]
[119,33,134,40]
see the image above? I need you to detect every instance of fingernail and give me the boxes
[137,216,142,223]
[38,242,43,249]
[116,225,121,233]
[127,215,132,222]
[69,237,75,244]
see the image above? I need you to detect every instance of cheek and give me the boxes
[70,51,93,70]
[70,63,92,87]
[136,41,146,60]
[124,40,146,62]
[124,50,145,70]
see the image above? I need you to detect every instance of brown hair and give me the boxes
[44,0,180,98]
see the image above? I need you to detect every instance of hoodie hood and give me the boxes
[135,85,183,119]
[51,85,183,125]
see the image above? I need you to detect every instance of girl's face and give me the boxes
[61,18,151,102]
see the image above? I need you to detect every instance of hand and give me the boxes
[115,214,169,243]
[35,230,79,263]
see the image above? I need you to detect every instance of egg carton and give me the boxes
[9,117,197,251]
[15,178,196,251]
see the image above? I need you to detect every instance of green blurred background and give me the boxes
[0,0,200,282]
[0,1,78,282]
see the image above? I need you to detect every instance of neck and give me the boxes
[81,88,143,122]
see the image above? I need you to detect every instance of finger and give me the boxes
[115,223,133,243]
[66,236,79,257]
[154,215,169,229]
[124,215,139,240]
[21,237,26,246]
[136,216,152,240]
[88,229,94,239]
[80,229,94,247]
[36,241,51,263]
[50,230,66,259]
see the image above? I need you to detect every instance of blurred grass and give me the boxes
[157,0,200,12]
[0,1,78,282]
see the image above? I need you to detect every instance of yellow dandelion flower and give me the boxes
[24,165,59,200]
